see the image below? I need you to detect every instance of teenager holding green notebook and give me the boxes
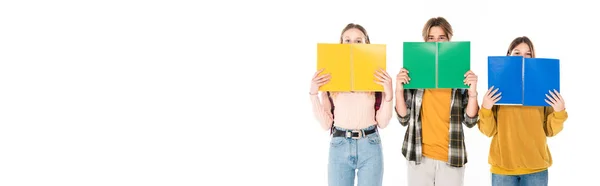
[478,36,568,186]
[394,17,480,186]
[310,23,393,186]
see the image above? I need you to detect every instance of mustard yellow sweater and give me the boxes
[478,105,568,175]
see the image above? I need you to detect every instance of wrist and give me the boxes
[468,91,477,97]
[309,92,318,96]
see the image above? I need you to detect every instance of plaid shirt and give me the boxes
[396,88,478,167]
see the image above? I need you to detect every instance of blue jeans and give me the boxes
[328,125,383,186]
[492,170,548,186]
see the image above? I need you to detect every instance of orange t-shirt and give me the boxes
[421,89,452,162]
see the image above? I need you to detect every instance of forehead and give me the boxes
[514,43,530,51]
[342,28,365,38]
[428,26,445,35]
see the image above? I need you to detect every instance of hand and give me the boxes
[482,86,501,109]
[374,68,393,101]
[396,68,410,90]
[310,68,330,95]
[545,89,565,112]
[464,70,478,97]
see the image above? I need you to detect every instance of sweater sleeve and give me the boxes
[477,106,498,137]
[543,106,568,137]
[311,92,334,130]
[375,94,393,129]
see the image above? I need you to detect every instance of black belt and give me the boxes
[332,127,377,139]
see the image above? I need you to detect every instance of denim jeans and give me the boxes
[328,125,383,186]
[492,170,548,186]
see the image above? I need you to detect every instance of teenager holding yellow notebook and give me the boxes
[310,23,393,186]
[394,17,480,186]
[478,36,568,186]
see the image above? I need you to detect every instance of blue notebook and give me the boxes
[487,56,560,107]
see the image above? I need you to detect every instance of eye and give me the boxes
[344,39,350,43]
[355,40,362,43]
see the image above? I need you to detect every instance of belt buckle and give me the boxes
[345,130,362,139]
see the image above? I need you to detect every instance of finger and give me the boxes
[465,77,478,82]
[400,77,409,84]
[545,94,557,104]
[463,77,477,84]
[381,70,392,80]
[464,70,473,77]
[314,74,330,81]
[397,74,409,79]
[402,76,410,84]
[485,86,494,96]
[317,80,330,86]
[494,96,502,102]
[315,77,331,83]
[316,76,330,83]
[545,99,555,107]
[400,68,409,74]
[316,78,330,85]
[554,89,563,101]
[464,73,478,78]
[491,92,502,100]
[374,72,386,80]
[375,69,386,77]
[549,90,560,103]
[313,68,325,78]
[400,73,411,81]
[375,75,386,82]
[490,88,499,97]
[373,80,384,85]
[379,70,391,81]
[313,76,330,84]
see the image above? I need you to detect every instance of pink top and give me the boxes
[310,92,393,130]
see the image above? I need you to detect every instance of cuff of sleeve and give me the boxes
[479,108,493,117]
[395,106,410,122]
[553,110,568,119]
[464,112,479,123]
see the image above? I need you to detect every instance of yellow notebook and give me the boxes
[316,43,386,91]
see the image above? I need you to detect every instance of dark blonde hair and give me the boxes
[339,23,371,44]
[422,17,453,41]
[506,36,536,58]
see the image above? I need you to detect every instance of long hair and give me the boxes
[339,23,371,44]
[506,36,536,58]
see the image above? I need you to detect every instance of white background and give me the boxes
[0,0,598,185]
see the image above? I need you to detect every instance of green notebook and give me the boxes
[402,41,470,89]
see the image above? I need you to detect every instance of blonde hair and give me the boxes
[422,17,453,41]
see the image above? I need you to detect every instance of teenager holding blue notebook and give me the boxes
[478,36,568,186]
